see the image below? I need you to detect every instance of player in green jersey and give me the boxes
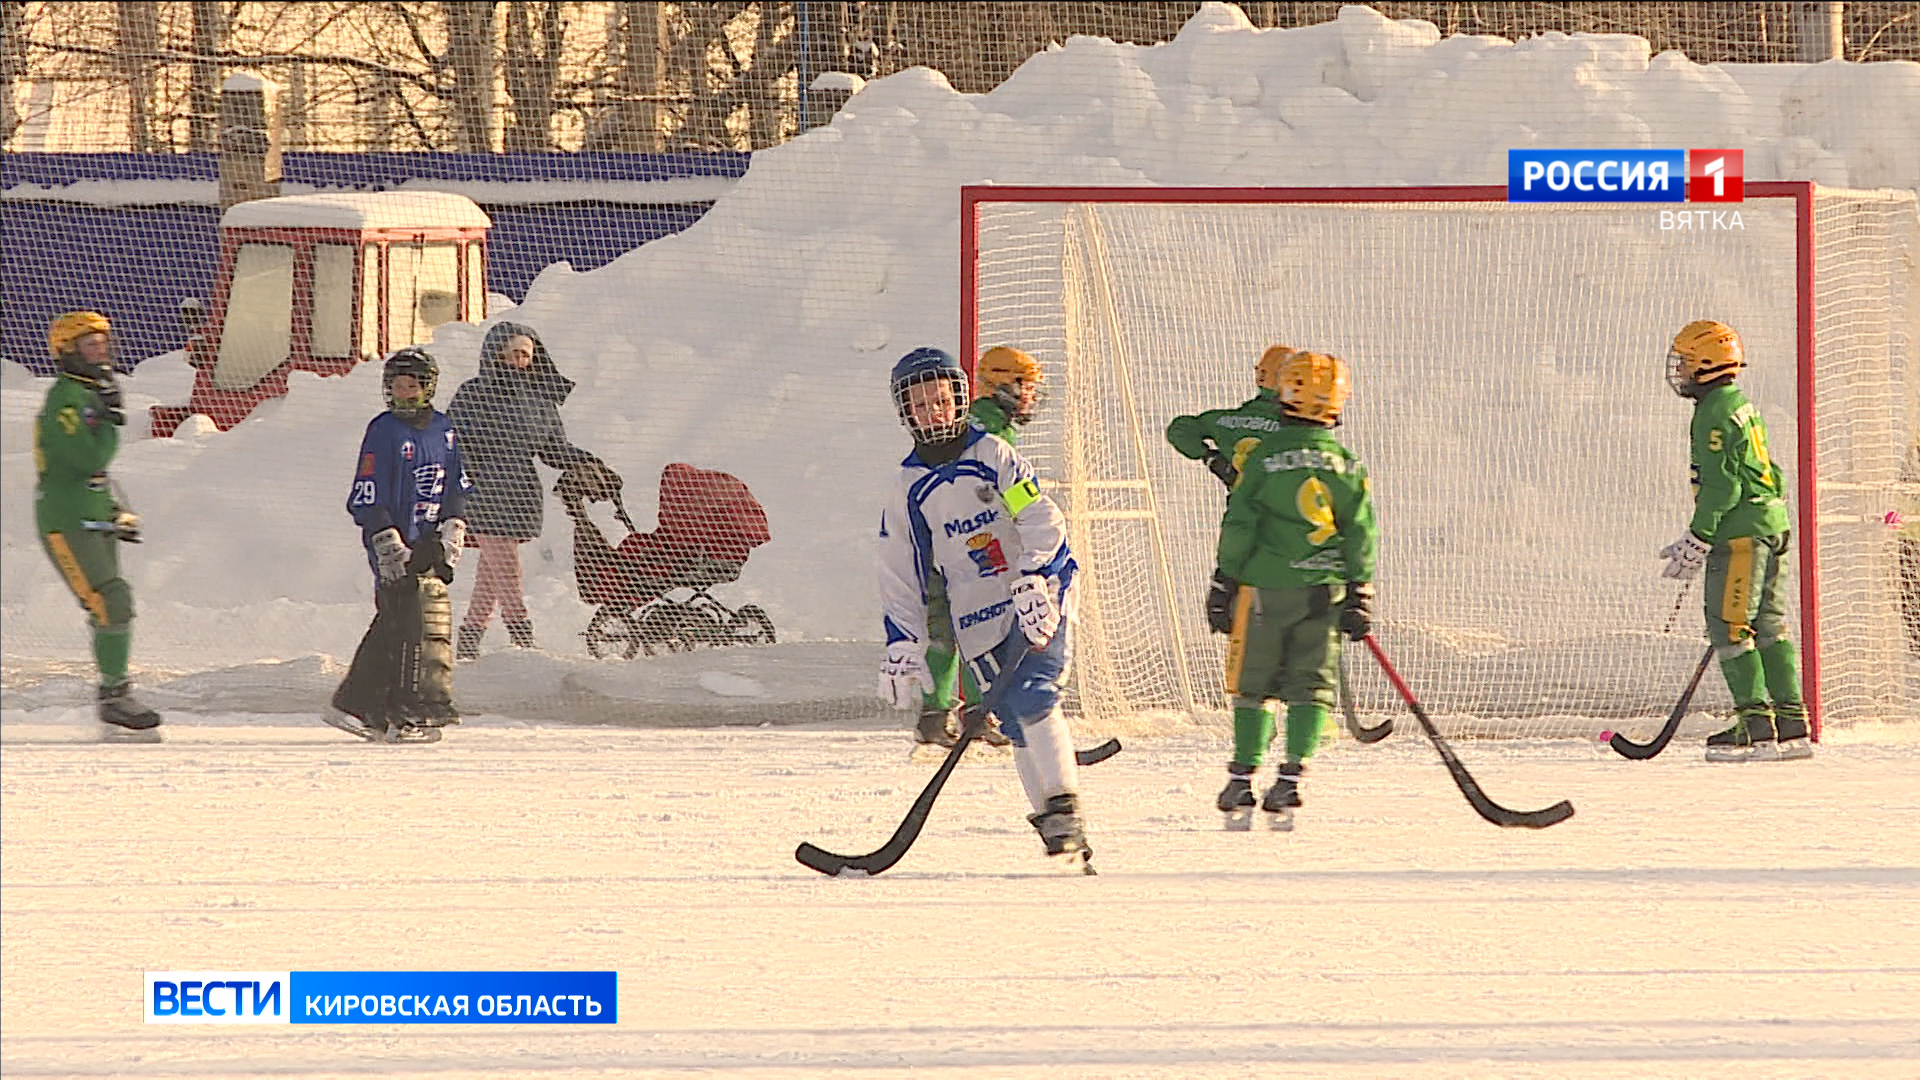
[34,312,161,739]
[1208,350,1377,827]
[1660,320,1810,762]
[1166,345,1296,490]
[914,346,1044,748]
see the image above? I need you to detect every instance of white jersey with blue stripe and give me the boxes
[877,428,1074,662]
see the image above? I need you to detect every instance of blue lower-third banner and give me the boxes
[146,971,617,1024]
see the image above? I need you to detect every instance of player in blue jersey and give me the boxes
[875,347,1092,871]
[325,348,473,743]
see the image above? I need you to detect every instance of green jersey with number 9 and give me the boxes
[1687,383,1790,543]
[1215,424,1377,588]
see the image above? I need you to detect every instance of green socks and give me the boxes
[922,643,961,712]
[1232,703,1277,767]
[93,625,131,687]
[1285,703,1328,762]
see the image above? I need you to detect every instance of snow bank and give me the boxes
[4,3,1915,716]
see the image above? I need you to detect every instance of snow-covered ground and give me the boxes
[2,717,1917,1077]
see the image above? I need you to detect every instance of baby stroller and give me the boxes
[558,459,776,660]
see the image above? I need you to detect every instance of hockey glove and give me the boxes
[94,377,127,426]
[1009,573,1060,648]
[878,640,933,709]
[439,517,467,571]
[1340,582,1374,640]
[1204,449,1239,488]
[370,527,412,584]
[1659,531,1711,581]
[111,509,141,544]
[1205,570,1239,635]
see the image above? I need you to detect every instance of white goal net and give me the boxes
[967,185,1920,736]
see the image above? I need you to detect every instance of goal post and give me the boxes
[962,183,1920,737]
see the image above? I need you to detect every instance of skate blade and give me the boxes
[1043,850,1094,875]
[1222,808,1254,832]
[1775,740,1814,761]
[383,725,443,744]
[1747,743,1783,762]
[1704,746,1753,763]
[100,725,162,744]
[1265,809,1296,832]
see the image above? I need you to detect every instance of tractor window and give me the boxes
[310,244,356,358]
[214,242,294,391]
[465,240,486,320]
[388,241,460,347]
[361,244,380,357]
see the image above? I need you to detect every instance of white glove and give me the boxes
[877,640,932,710]
[370,527,412,584]
[439,518,467,570]
[1009,573,1060,648]
[1659,531,1711,581]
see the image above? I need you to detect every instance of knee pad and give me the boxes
[416,575,455,707]
[96,577,134,628]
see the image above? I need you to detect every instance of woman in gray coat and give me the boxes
[447,322,595,658]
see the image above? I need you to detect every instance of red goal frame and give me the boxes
[960,183,1823,737]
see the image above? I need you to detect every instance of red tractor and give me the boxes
[152,191,492,436]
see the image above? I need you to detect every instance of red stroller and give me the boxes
[558,460,776,659]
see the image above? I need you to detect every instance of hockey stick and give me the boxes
[1339,650,1392,744]
[1362,635,1575,829]
[1608,645,1715,760]
[1076,738,1123,766]
[795,635,1030,877]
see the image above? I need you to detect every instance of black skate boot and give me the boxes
[1027,793,1094,873]
[1706,704,1777,763]
[98,683,161,742]
[1261,762,1303,831]
[1217,768,1256,831]
[456,626,484,662]
[914,707,959,749]
[1771,701,1813,761]
[506,619,535,650]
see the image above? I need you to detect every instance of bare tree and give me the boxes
[744,1,794,148]
[0,1,26,146]
[116,0,159,151]
[504,1,563,151]
[445,0,497,152]
[583,1,668,151]
[187,0,226,151]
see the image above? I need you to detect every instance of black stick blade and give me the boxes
[1609,645,1716,761]
[1339,654,1392,744]
[1075,738,1122,766]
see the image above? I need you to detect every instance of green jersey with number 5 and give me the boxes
[1215,424,1377,588]
[1688,383,1789,543]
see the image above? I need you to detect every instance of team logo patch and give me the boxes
[975,483,995,503]
[966,532,1010,578]
[401,440,415,461]
[358,453,376,477]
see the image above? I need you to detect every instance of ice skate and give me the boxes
[321,704,384,742]
[1706,705,1777,763]
[1772,703,1814,761]
[382,721,443,744]
[1217,773,1255,831]
[1261,763,1302,831]
[98,684,162,741]
[1028,793,1094,874]
[975,714,1013,749]
[910,707,959,759]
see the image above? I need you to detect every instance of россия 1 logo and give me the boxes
[1508,150,1743,203]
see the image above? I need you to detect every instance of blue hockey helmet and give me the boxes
[889,347,970,443]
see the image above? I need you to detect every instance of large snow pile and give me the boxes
[4,4,1915,712]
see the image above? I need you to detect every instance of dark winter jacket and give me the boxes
[447,322,592,539]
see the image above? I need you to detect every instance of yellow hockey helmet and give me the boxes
[977,345,1044,424]
[1667,320,1744,396]
[48,311,111,358]
[1254,344,1295,394]
[1273,350,1352,426]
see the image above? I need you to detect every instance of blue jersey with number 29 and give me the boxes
[346,410,471,551]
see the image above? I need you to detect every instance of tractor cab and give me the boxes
[151,191,491,436]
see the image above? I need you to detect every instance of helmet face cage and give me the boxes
[383,349,438,414]
[893,367,971,443]
[1276,351,1351,425]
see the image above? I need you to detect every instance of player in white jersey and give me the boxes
[874,347,1091,868]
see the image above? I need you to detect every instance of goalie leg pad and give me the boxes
[417,574,457,714]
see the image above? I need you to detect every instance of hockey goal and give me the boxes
[962,184,1920,737]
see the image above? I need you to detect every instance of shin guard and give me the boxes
[417,574,457,715]
[1011,708,1079,815]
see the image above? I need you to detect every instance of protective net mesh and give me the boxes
[972,187,1920,734]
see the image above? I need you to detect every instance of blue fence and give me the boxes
[2,152,748,372]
